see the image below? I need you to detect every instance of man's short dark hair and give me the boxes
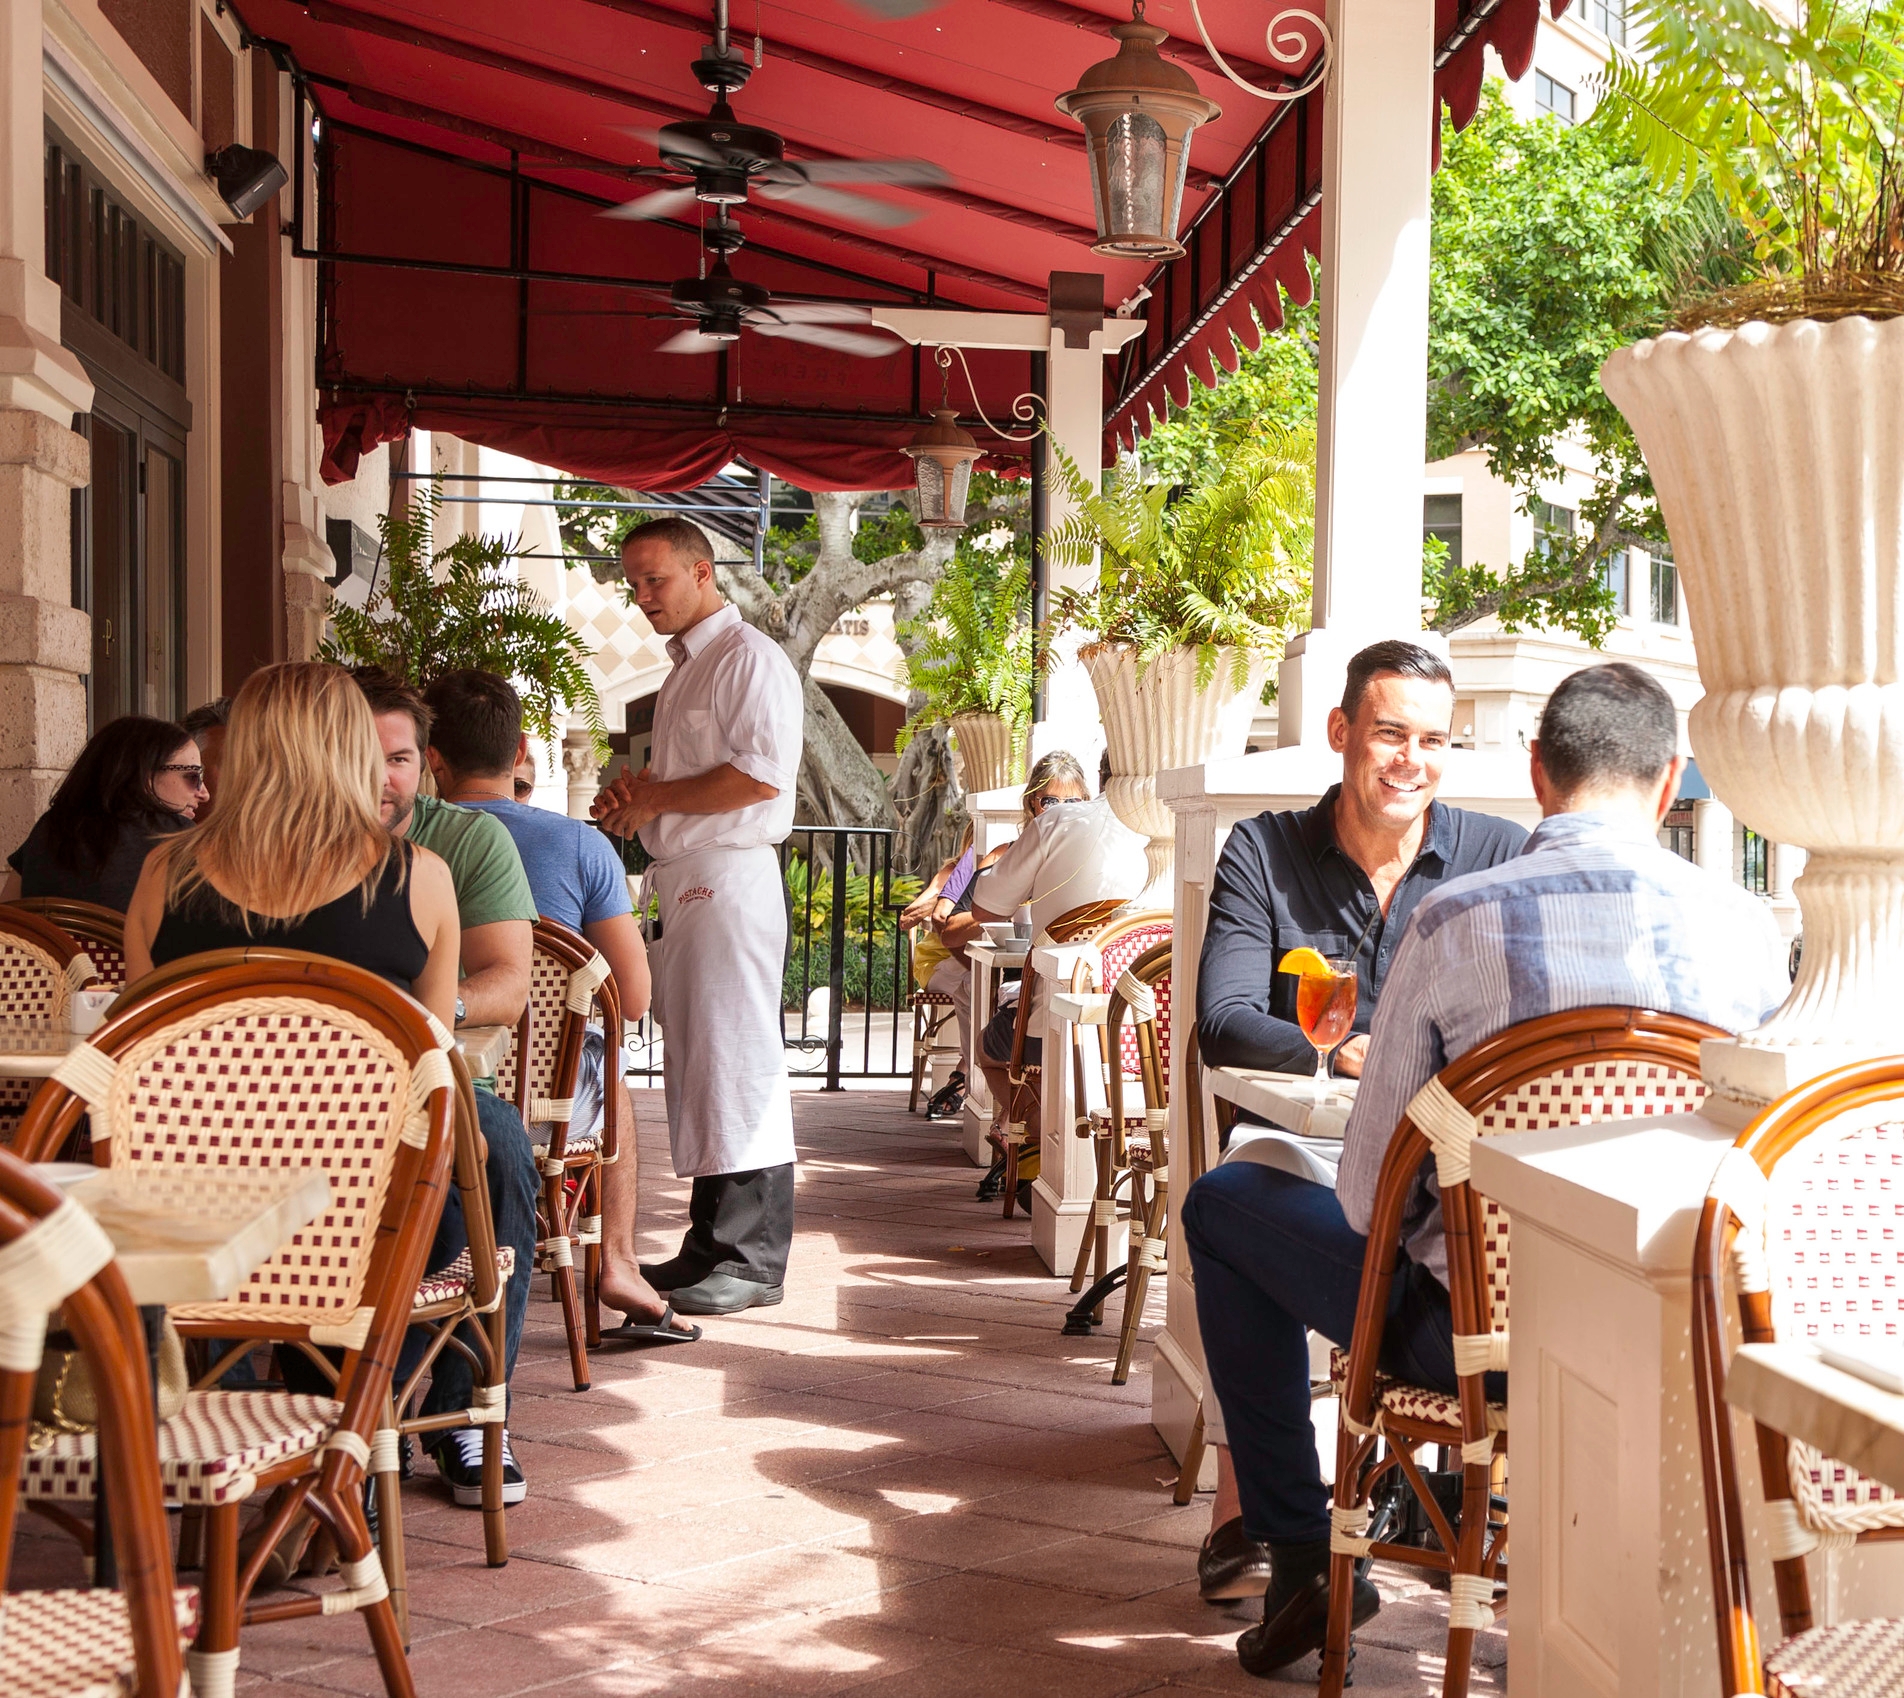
[1535,663,1678,796]
[182,698,230,740]
[1341,640,1455,721]
[620,516,715,567]
[350,665,432,747]
[424,670,522,778]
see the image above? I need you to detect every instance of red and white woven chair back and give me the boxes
[1093,917,1171,1077]
[1757,1115,1904,1535]
[1471,1060,1706,1335]
[55,997,445,1345]
[498,921,611,1130]
[0,923,90,1024]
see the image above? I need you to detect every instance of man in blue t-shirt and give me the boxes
[424,670,693,1346]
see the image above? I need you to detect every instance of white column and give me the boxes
[1030,333,1111,784]
[1276,0,1437,748]
[0,0,95,845]
[1692,797,1735,885]
[561,730,601,821]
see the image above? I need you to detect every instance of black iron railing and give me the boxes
[613,824,914,1090]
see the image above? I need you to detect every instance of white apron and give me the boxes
[644,844,796,1179]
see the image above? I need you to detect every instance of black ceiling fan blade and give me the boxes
[755,179,920,229]
[837,0,952,17]
[788,159,950,188]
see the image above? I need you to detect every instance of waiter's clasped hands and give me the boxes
[592,766,665,836]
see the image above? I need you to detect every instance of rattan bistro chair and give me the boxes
[7,897,129,988]
[0,907,99,1146]
[1692,1057,1904,1697]
[0,1150,198,1698]
[908,985,958,1114]
[12,958,459,1698]
[1318,1007,1717,1698]
[996,896,1133,1219]
[497,917,623,1390]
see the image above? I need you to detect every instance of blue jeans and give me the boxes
[410,1087,539,1419]
[1181,1162,1480,1547]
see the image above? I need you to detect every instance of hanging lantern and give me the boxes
[1055,0,1220,262]
[903,407,982,530]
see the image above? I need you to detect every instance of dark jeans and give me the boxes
[408,1086,539,1419]
[980,996,1040,1066]
[1181,1162,1491,1547]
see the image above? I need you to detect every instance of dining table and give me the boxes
[452,1022,512,1081]
[1726,1341,1904,1496]
[0,1022,85,1078]
[36,1161,333,1588]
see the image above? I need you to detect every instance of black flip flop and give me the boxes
[599,1303,703,1347]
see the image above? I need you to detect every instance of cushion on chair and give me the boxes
[1327,1347,1507,1435]
[911,989,955,1007]
[413,1245,517,1309]
[0,1586,199,1698]
[1764,1615,1904,1697]
[22,1391,340,1507]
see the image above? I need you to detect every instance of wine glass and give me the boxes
[1296,956,1357,1096]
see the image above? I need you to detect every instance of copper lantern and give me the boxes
[903,407,983,530]
[1055,0,1219,261]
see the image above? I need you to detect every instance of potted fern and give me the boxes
[319,484,609,757]
[1043,420,1314,898]
[1593,0,1904,1069]
[897,553,1034,794]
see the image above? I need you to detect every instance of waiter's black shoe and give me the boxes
[1235,1539,1378,1676]
[1198,1516,1276,1601]
[667,1272,785,1315]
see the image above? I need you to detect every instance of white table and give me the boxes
[0,1024,84,1078]
[1206,1066,1358,1141]
[43,1165,334,1306]
[453,1024,511,1081]
[1028,940,1105,1274]
[961,938,1028,1166]
[1729,1342,1904,1496]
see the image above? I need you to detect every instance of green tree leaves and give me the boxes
[318,484,608,757]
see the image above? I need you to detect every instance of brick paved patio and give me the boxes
[14,1086,1505,1696]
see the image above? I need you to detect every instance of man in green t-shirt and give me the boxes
[355,669,540,1511]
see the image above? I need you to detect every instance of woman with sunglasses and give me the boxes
[1,714,207,911]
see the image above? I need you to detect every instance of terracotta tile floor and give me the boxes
[14,1086,1504,1696]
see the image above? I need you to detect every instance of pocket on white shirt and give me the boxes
[672,707,722,774]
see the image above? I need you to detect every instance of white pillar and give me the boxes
[0,0,95,845]
[1276,0,1437,748]
[1692,797,1734,885]
[562,729,601,821]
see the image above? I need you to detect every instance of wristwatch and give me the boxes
[455,996,466,1025]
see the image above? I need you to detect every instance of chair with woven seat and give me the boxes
[907,985,958,1114]
[0,908,99,1147]
[1691,1056,1904,1697]
[996,895,1136,1219]
[7,897,128,988]
[1319,1006,1718,1698]
[87,947,513,1622]
[496,916,623,1390]
[12,958,459,1698]
[1058,923,1171,1339]
[0,1149,197,1698]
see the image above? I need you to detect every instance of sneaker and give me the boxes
[430,1426,527,1508]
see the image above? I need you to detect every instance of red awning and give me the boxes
[241,0,1561,488]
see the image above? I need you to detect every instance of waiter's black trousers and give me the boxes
[677,1163,796,1285]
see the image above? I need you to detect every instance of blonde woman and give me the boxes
[125,662,460,1028]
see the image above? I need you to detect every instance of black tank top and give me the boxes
[150,844,429,994]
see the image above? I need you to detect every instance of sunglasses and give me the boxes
[160,763,208,790]
[513,781,534,801]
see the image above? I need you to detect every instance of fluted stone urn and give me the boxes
[1086,642,1272,906]
[1602,315,1904,1095]
[947,711,1022,796]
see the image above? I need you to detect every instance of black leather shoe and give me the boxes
[1236,1543,1379,1677]
[1199,1516,1275,1601]
[666,1272,785,1316]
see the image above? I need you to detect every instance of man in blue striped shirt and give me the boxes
[1182,663,1788,1677]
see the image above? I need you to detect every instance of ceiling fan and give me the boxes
[606,0,949,230]
[657,214,899,356]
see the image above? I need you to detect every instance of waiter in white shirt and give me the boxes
[592,518,804,1317]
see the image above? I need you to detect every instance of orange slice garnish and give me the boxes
[1277,946,1331,978]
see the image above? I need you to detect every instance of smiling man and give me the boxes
[1187,639,1527,1608]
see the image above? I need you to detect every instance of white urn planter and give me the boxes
[1601,314,1904,1086]
[947,710,1022,796]
[1086,642,1272,906]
